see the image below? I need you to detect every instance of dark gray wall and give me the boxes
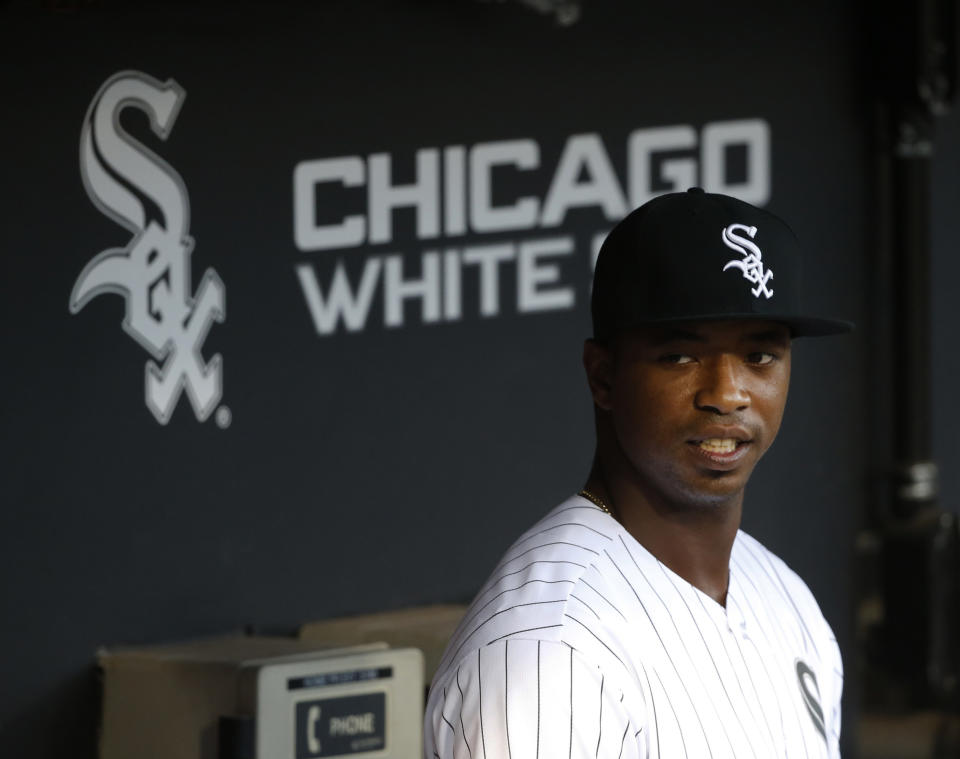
[0,2,871,756]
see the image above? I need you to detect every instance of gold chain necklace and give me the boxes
[578,488,613,516]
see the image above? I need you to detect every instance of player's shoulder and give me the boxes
[502,494,621,567]
[734,530,813,590]
[732,529,832,630]
[430,495,617,680]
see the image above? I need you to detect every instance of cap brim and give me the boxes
[616,312,855,338]
[777,315,856,337]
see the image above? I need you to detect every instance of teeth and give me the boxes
[699,438,738,453]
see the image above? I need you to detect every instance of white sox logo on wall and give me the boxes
[721,223,773,299]
[70,71,228,426]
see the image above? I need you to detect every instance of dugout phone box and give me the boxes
[97,635,423,759]
[238,646,423,759]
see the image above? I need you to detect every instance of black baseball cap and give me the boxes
[591,187,854,340]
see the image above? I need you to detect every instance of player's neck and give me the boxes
[584,460,741,607]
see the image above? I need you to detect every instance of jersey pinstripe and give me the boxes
[424,494,843,758]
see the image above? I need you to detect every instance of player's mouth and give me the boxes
[688,430,752,469]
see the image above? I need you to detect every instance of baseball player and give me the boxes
[424,188,851,758]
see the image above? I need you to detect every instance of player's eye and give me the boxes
[660,353,695,365]
[746,351,776,365]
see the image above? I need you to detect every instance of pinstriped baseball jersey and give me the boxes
[425,494,843,758]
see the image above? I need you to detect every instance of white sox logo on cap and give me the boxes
[721,222,774,299]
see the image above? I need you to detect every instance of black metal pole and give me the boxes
[882,105,942,706]
[875,0,959,709]
[890,112,935,511]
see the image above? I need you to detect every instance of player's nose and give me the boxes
[694,355,750,414]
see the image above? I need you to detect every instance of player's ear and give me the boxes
[583,338,614,411]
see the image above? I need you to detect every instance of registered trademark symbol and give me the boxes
[215,405,232,429]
